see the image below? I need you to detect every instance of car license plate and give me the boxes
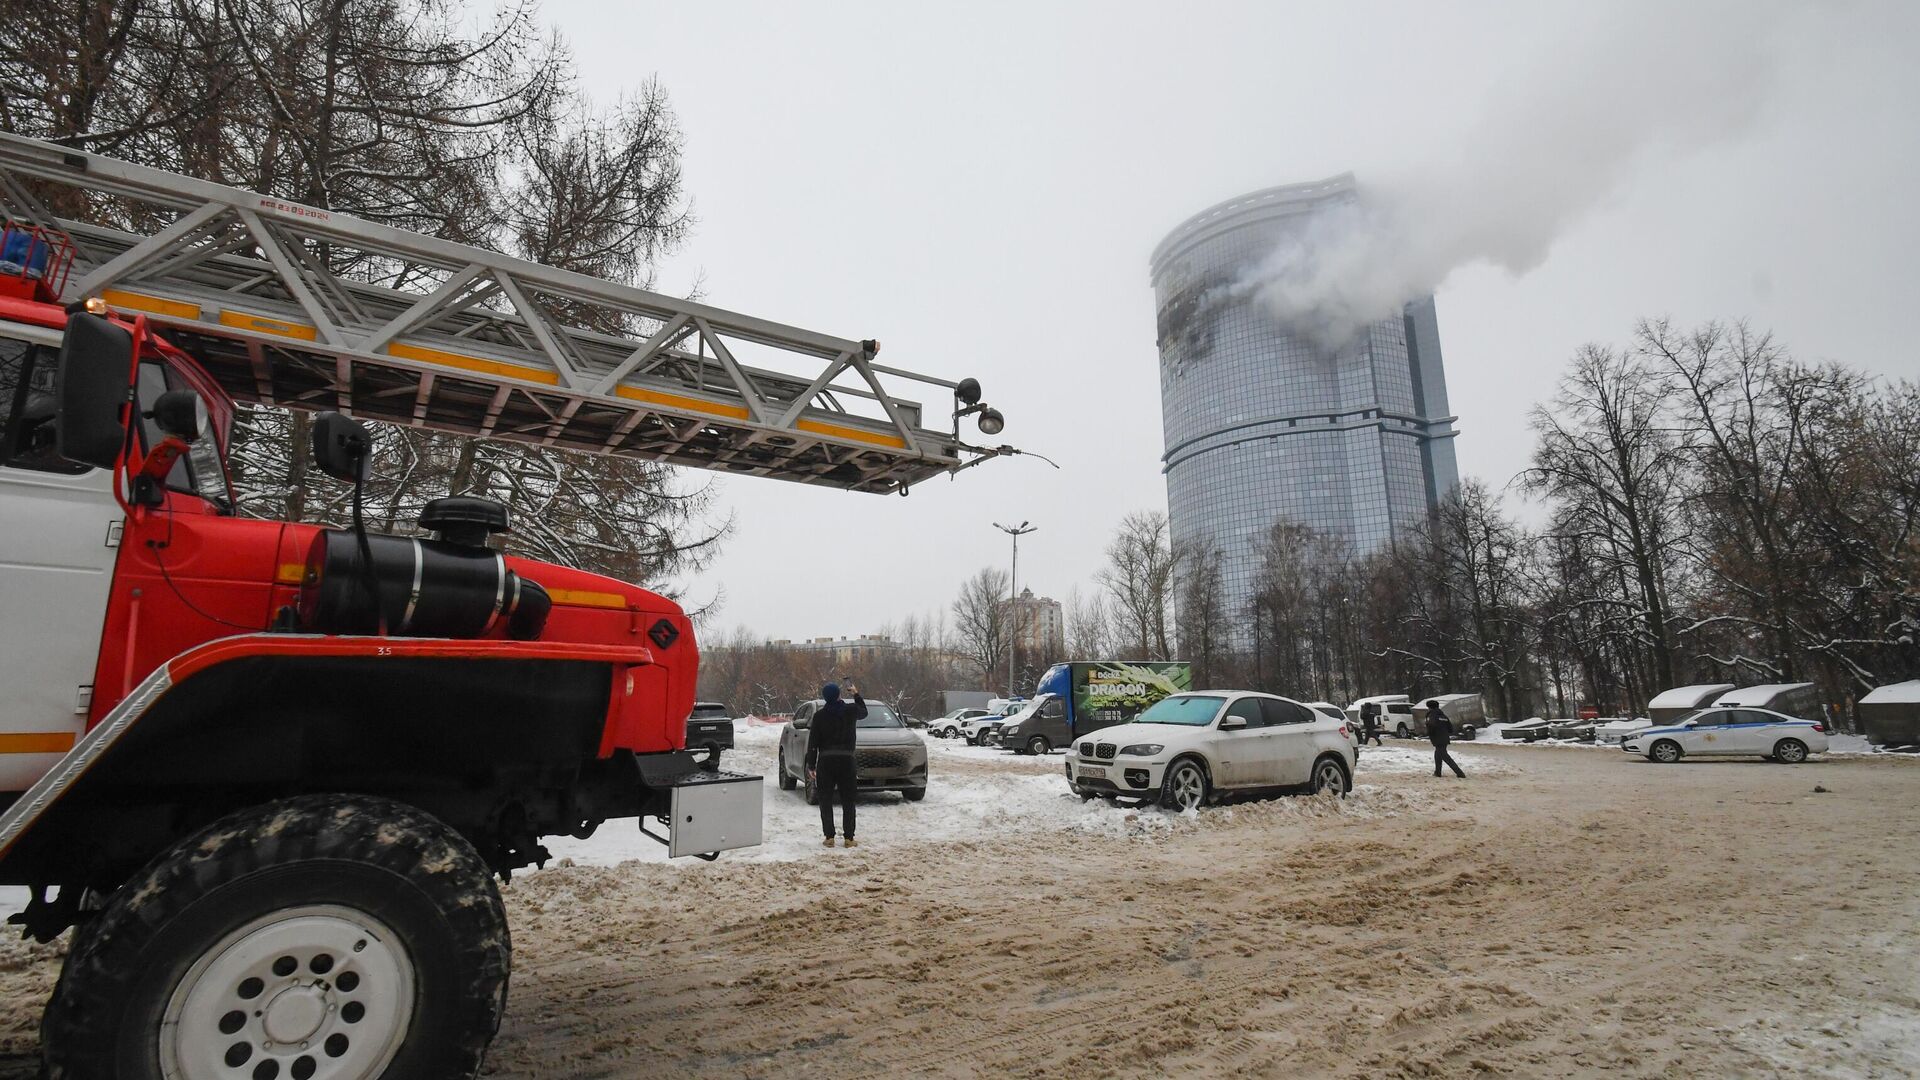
[1078,766,1107,779]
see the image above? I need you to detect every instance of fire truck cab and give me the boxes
[0,267,748,1079]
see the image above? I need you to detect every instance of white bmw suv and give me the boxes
[1065,692,1356,810]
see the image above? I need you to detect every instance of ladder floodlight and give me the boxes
[0,130,1006,493]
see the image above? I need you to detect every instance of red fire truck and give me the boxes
[0,131,1009,1078]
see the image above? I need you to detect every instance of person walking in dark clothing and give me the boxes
[1359,703,1384,746]
[1427,699,1465,778]
[806,681,867,847]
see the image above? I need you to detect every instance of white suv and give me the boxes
[1065,692,1356,810]
[930,708,990,738]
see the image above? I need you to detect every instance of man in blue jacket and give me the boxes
[806,681,867,847]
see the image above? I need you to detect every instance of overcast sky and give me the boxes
[545,0,1919,643]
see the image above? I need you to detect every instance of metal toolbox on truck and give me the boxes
[665,770,763,859]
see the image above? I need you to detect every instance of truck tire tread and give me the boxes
[42,793,509,1080]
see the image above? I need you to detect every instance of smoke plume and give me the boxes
[1236,3,1796,348]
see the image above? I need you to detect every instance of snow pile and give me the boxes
[1356,743,1448,773]
[1827,734,1879,755]
[1217,783,1455,824]
[1358,742,1515,775]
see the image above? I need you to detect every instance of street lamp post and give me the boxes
[994,521,1037,698]
[1339,595,1353,704]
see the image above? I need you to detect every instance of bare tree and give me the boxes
[1,0,724,591]
[1064,585,1115,659]
[1644,319,1825,682]
[1247,519,1349,697]
[1788,376,1920,695]
[1647,320,1918,695]
[951,567,1012,691]
[866,613,955,719]
[1175,539,1231,689]
[1098,510,1179,659]
[1427,482,1535,720]
[1525,342,1687,690]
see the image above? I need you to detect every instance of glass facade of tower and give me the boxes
[1150,178,1460,630]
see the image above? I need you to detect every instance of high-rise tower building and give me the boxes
[1150,176,1460,627]
[999,587,1064,657]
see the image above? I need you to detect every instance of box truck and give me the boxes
[996,661,1192,754]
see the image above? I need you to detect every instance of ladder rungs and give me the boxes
[0,130,991,493]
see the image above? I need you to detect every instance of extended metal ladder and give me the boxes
[0,130,1000,493]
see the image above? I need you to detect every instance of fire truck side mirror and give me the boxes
[54,312,136,470]
[150,389,208,441]
[310,411,372,483]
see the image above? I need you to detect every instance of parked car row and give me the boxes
[1490,716,1651,743]
[1499,718,1555,742]
[961,708,1016,745]
[1480,706,1829,763]
[748,683,1833,828]
[937,688,1480,754]
[1347,693,1485,740]
[930,707,993,738]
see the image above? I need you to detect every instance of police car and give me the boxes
[1621,706,1829,764]
[960,703,1022,746]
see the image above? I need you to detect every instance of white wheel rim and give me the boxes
[1654,743,1677,762]
[1781,743,1804,762]
[160,904,414,1080]
[1172,766,1204,810]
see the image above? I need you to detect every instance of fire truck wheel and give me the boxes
[42,793,510,1080]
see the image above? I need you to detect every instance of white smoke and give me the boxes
[1236,2,1801,349]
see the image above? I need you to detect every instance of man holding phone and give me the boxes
[806,681,867,847]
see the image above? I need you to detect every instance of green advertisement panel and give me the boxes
[1072,661,1192,732]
